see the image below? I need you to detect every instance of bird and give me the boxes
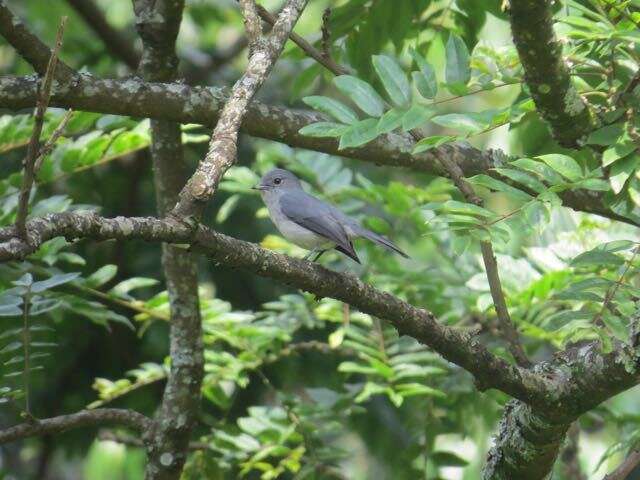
[254,168,409,263]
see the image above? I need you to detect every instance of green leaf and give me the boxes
[587,123,624,146]
[13,273,33,287]
[535,154,583,182]
[466,175,533,202]
[412,135,457,154]
[298,122,349,138]
[441,200,495,217]
[86,265,118,288]
[354,381,387,403]
[339,119,379,149]
[445,34,471,85]
[603,142,636,167]
[0,304,21,316]
[431,113,484,134]
[609,154,638,194]
[571,250,624,267]
[111,277,158,297]
[576,178,610,191]
[493,168,546,193]
[377,108,405,135]
[338,361,378,376]
[30,299,62,315]
[401,105,435,131]
[409,48,438,99]
[395,383,446,398]
[0,341,22,354]
[301,96,358,124]
[334,75,385,117]
[31,272,80,293]
[372,55,411,107]
[510,158,565,184]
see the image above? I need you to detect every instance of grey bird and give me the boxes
[254,168,408,263]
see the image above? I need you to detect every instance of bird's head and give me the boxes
[253,168,302,193]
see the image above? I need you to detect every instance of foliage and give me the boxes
[2,0,640,479]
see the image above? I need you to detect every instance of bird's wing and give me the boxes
[279,191,355,255]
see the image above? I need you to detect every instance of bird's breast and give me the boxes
[264,195,334,250]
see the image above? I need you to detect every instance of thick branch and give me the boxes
[0,74,629,226]
[171,0,309,219]
[0,212,551,408]
[483,401,571,480]
[0,409,151,444]
[66,0,140,69]
[132,1,203,479]
[509,0,595,146]
[0,1,74,79]
[2,213,639,414]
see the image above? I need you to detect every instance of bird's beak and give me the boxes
[252,184,267,191]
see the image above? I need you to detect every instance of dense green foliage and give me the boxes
[1,0,640,478]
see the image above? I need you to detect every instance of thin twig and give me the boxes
[15,17,67,239]
[34,109,73,171]
[256,4,350,76]
[593,244,640,327]
[0,409,151,444]
[410,127,531,367]
[604,450,640,480]
[321,8,331,59]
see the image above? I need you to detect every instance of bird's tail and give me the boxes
[356,227,409,258]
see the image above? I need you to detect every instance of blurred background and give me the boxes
[0,0,639,478]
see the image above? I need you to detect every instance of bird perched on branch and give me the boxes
[254,168,408,263]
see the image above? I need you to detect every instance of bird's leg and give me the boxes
[303,249,317,261]
[312,250,327,262]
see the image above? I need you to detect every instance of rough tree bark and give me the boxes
[509,0,596,147]
[131,1,203,479]
[0,2,639,479]
[0,74,631,227]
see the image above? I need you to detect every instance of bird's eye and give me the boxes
[273,178,282,185]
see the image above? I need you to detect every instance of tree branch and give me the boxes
[0,73,633,227]
[0,409,151,444]
[2,213,639,414]
[0,212,553,409]
[132,1,203,479]
[15,17,67,239]
[509,0,596,147]
[171,0,309,220]
[240,0,263,51]
[604,450,640,480]
[256,4,350,75]
[483,400,571,480]
[66,0,140,69]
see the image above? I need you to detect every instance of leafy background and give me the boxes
[1,0,640,478]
